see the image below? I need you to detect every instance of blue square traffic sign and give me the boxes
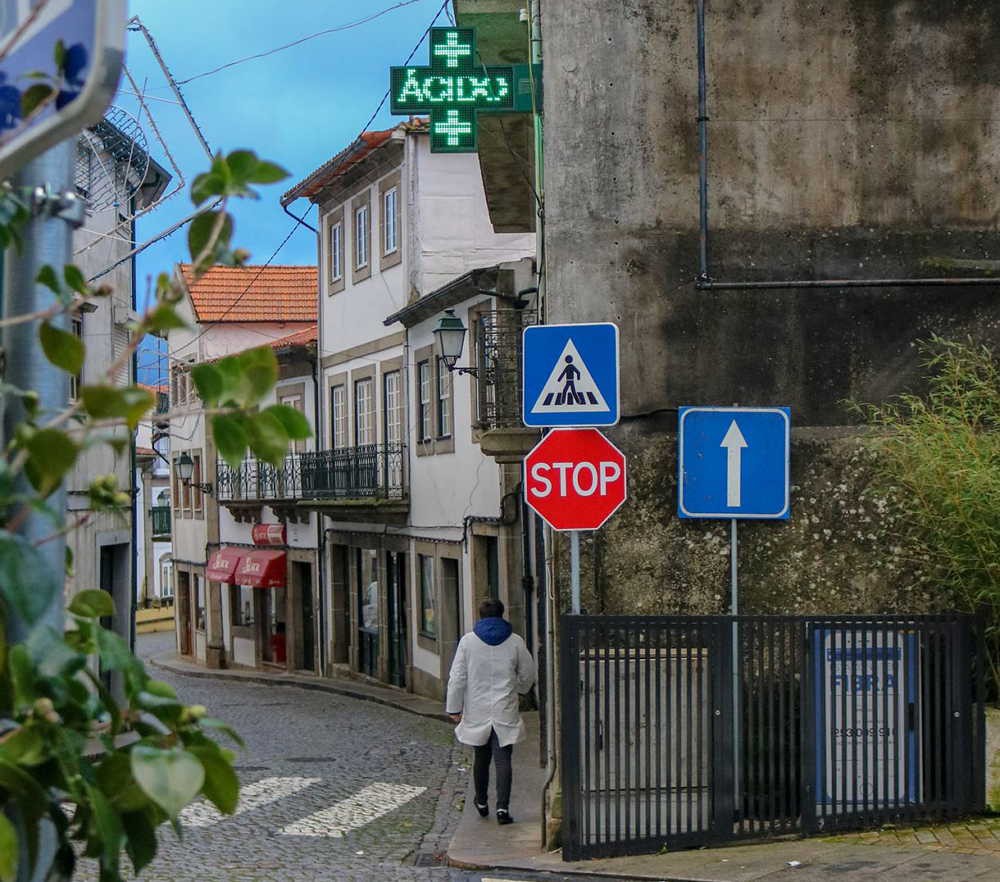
[522,323,619,427]
[678,407,791,519]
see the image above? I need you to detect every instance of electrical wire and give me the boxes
[175,0,428,85]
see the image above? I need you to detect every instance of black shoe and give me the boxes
[474,801,488,818]
[496,809,514,825]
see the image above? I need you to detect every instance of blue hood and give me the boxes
[474,617,512,646]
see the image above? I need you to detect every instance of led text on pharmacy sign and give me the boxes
[389,28,514,153]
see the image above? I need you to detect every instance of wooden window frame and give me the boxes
[327,208,345,295]
[379,169,402,271]
[352,191,371,284]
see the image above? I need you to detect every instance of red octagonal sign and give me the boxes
[524,428,628,531]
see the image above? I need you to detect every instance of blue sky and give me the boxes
[121,0,451,383]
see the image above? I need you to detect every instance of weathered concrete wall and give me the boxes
[543,0,1000,612]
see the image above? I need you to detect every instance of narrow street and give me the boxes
[75,634,583,882]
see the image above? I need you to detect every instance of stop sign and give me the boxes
[523,429,627,531]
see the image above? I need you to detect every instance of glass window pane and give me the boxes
[437,357,451,437]
[418,361,431,441]
[420,554,436,637]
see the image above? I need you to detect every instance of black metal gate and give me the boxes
[560,615,986,860]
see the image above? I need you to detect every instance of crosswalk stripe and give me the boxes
[181,776,320,828]
[279,782,426,837]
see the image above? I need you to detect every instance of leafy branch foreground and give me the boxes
[857,337,1000,699]
[1,147,309,882]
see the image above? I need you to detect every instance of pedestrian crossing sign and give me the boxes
[522,323,620,427]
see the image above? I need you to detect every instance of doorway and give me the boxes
[356,548,379,678]
[330,544,350,665]
[386,551,407,688]
[259,585,287,666]
[176,570,192,655]
[440,557,462,680]
[293,561,315,672]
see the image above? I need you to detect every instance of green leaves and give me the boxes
[24,428,79,497]
[212,414,249,468]
[21,83,54,117]
[0,813,16,882]
[190,150,289,206]
[39,320,84,375]
[81,385,154,431]
[266,404,312,441]
[130,746,205,820]
[187,210,234,274]
[0,531,60,627]
[68,589,114,619]
[190,744,239,815]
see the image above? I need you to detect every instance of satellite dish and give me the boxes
[75,104,150,213]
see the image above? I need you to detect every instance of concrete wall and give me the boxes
[541,0,1000,614]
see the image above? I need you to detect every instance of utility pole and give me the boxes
[2,141,81,638]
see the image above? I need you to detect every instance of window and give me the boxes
[384,371,401,445]
[191,453,204,517]
[329,220,343,283]
[354,378,374,445]
[418,361,432,441]
[383,187,398,254]
[419,554,436,637]
[231,585,255,627]
[355,204,369,269]
[195,575,205,631]
[331,384,347,449]
[437,357,451,437]
[69,316,83,401]
[279,390,306,453]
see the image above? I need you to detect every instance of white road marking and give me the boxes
[180,775,320,828]
[279,782,426,837]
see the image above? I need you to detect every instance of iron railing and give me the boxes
[216,455,304,502]
[561,614,986,859]
[476,308,536,430]
[149,505,171,536]
[300,443,406,500]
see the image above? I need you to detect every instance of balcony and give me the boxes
[475,308,540,461]
[149,505,171,539]
[216,444,408,523]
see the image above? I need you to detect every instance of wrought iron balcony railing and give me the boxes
[216,445,406,504]
[149,505,171,536]
[216,455,304,503]
[300,443,406,500]
[476,308,537,430]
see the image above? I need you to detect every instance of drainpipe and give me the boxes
[313,335,326,675]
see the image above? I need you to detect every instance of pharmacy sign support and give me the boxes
[389,28,514,152]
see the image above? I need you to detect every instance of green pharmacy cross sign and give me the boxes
[390,28,514,153]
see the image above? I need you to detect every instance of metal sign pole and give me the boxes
[730,517,741,810]
[2,142,76,638]
[570,531,581,614]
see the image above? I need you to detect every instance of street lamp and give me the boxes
[175,452,213,495]
[433,309,478,376]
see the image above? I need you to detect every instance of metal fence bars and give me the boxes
[216,455,303,502]
[560,615,986,860]
[475,308,536,430]
[300,444,406,500]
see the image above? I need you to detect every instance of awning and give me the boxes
[206,547,243,584]
[236,550,286,588]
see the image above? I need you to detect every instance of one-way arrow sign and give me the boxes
[678,406,791,520]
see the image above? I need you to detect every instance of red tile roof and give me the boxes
[281,119,427,204]
[269,325,318,351]
[180,264,317,323]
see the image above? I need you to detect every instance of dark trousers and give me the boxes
[473,729,513,811]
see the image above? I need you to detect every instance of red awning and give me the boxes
[236,550,286,588]
[206,547,243,584]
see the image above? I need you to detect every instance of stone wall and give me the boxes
[542,0,1000,611]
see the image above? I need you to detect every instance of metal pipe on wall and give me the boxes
[693,0,1000,292]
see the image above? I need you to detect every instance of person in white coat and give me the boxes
[446,598,536,825]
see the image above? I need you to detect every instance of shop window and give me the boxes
[231,585,255,627]
[419,553,436,638]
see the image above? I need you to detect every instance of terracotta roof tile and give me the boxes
[281,119,427,204]
[269,324,318,351]
[180,264,317,323]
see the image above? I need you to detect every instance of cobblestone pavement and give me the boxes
[824,815,1000,856]
[75,634,586,882]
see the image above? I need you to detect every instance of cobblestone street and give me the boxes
[74,634,578,882]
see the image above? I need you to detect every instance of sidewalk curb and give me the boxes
[149,654,453,725]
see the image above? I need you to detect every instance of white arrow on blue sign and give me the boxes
[677,406,791,519]
[522,322,620,427]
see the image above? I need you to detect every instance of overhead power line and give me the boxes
[175,0,428,86]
